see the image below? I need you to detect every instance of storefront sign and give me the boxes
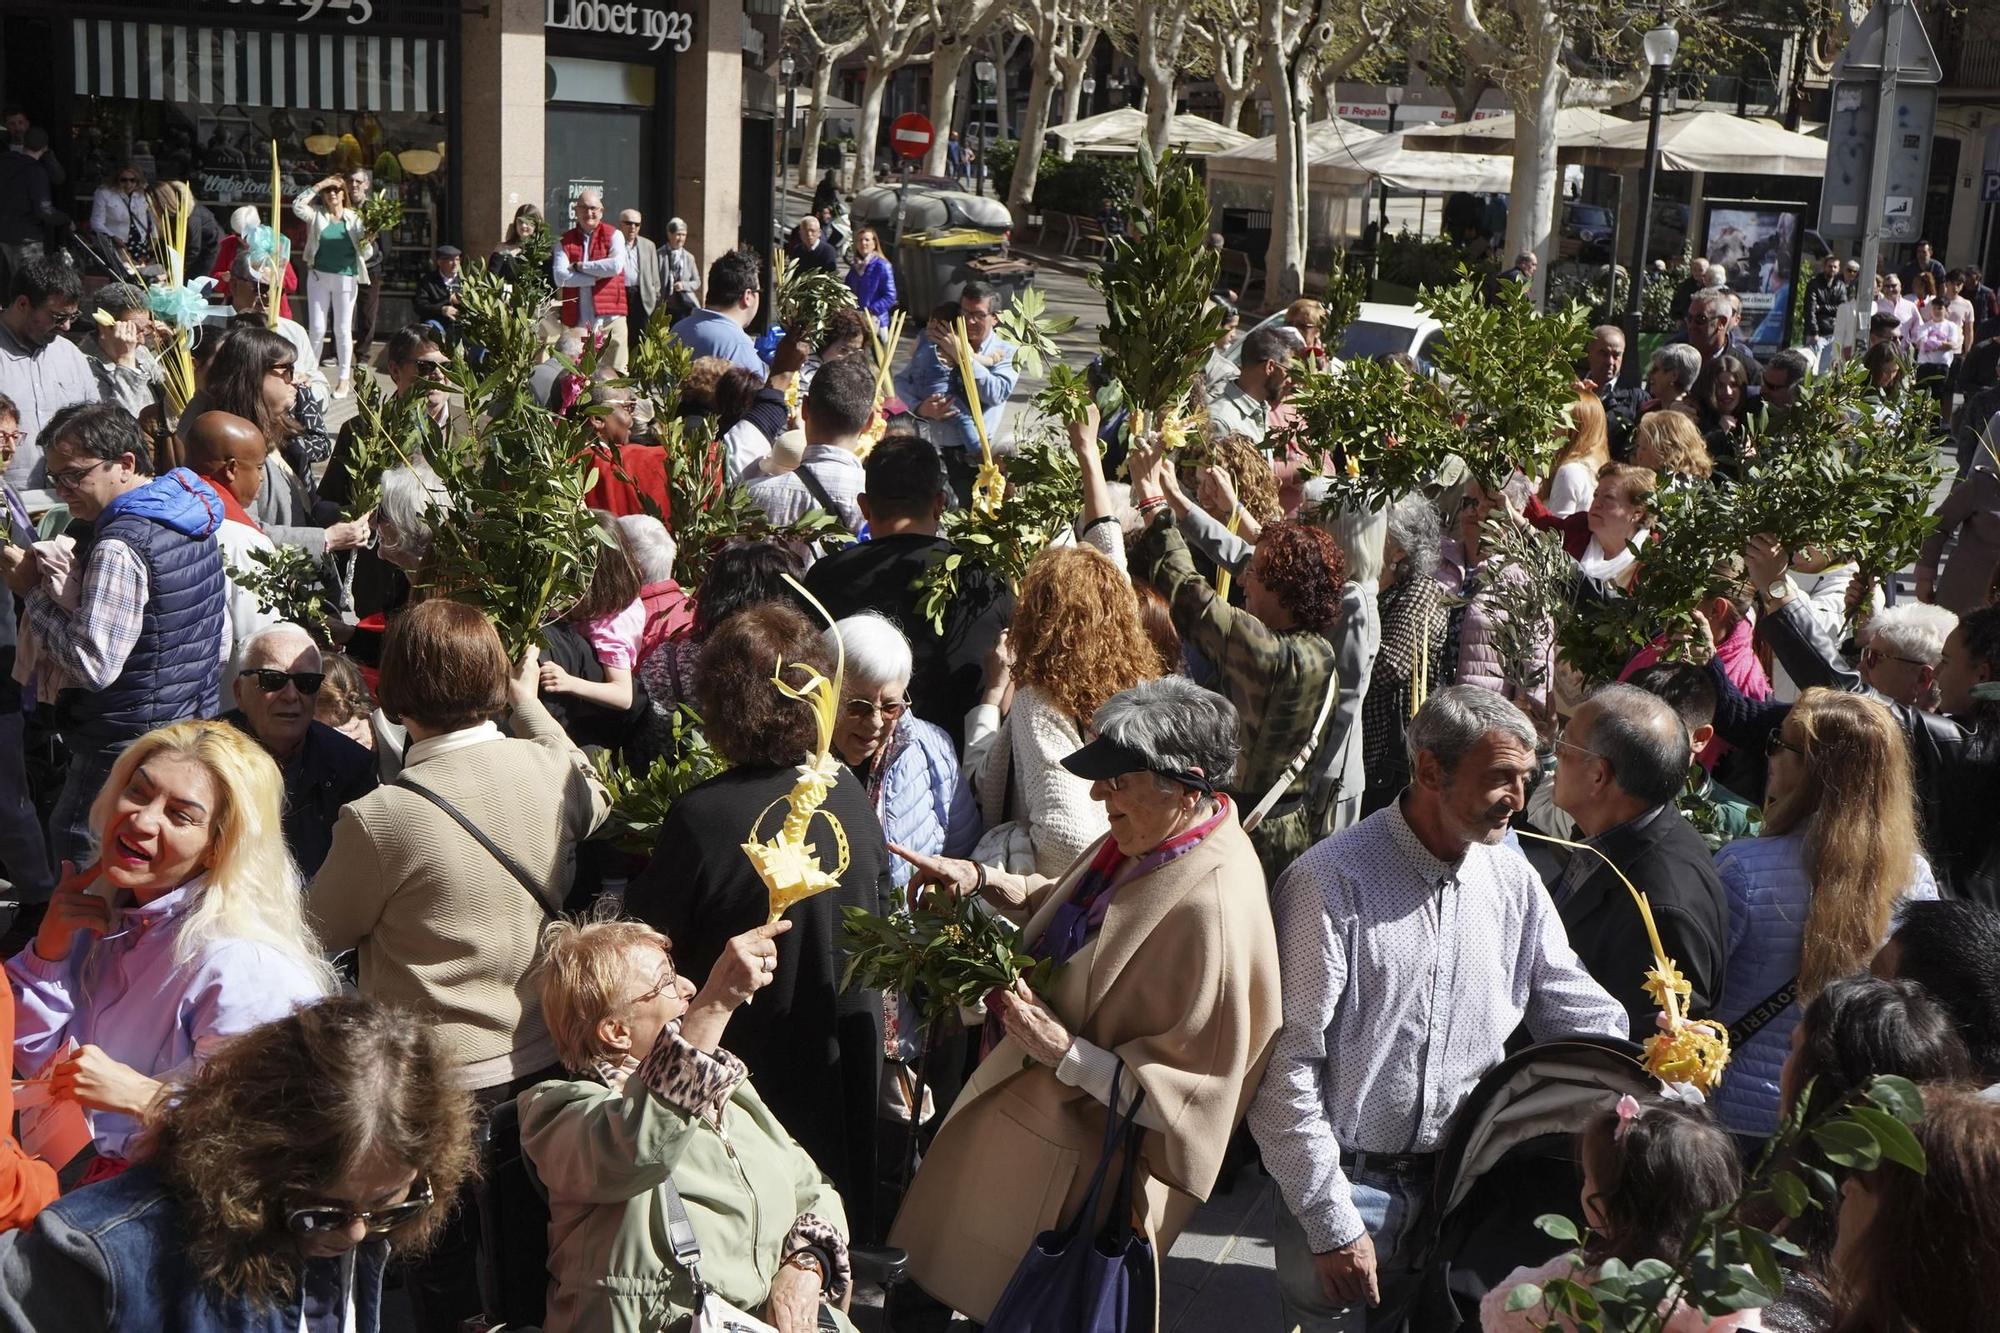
[217,0,378,25]
[546,0,694,53]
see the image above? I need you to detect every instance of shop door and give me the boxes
[546,106,651,228]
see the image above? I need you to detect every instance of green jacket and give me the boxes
[518,1041,855,1333]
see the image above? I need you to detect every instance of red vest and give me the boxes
[560,222,629,325]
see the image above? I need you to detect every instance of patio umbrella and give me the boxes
[1046,107,1255,157]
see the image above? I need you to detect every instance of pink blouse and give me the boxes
[580,598,646,671]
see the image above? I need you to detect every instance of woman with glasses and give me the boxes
[885,676,1282,1324]
[88,164,153,271]
[626,603,891,1242]
[7,720,333,1173]
[0,996,476,1333]
[292,175,376,401]
[522,915,861,1333]
[1708,689,1938,1139]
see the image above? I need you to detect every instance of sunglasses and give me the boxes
[842,696,907,722]
[415,359,449,382]
[240,668,326,695]
[286,1180,435,1237]
[269,362,296,382]
[1765,727,1804,758]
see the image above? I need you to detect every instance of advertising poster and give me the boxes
[1702,201,1808,356]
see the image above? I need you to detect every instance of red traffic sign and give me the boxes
[890,112,935,161]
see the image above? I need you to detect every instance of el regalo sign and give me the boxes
[546,0,695,53]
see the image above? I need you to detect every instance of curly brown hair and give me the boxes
[1010,546,1160,723]
[1252,521,1346,636]
[1183,432,1282,524]
[146,997,476,1306]
[694,602,835,767]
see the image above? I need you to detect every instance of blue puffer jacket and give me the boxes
[1711,832,1937,1138]
[66,468,226,747]
[866,715,980,895]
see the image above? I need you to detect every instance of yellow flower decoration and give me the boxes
[951,316,1000,517]
[971,460,1007,518]
[1158,409,1191,453]
[741,577,853,924]
[1514,829,1732,1095]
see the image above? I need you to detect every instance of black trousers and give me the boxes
[352,271,383,360]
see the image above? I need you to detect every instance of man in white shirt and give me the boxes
[1251,686,1625,1332]
[182,410,282,664]
[0,256,99,489]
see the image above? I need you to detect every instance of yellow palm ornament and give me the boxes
[951,316,1006,518]
[742,576,853,923]
[1514,829,1731,1096]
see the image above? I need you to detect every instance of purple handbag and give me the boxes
[984,1063,1156,1333]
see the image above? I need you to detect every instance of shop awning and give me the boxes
[1046,107,1255,157]
[1398,107,1631,155]
[1206,121,1512,193]
[71,18,447,115]
[1568,111,1829,176]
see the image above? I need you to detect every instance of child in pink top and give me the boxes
[539,512,647,712]
[1481,1096,1765,1332]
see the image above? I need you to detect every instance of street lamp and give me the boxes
[1621,16,1680,376]
[778,53,797,197]
[974,58,997,196]
[1376,86,1403,242]
[1082,74,1096,116]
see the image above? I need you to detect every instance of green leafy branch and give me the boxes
[995,285,1078,380]
[1507,1074,1927,1333]
[226,544,331,644]
[912,429,1083,634]
[357,193,403,239]
[589,707,728,855]
[1092,146,1227,422]
[772,251,857,345]
[841,892,1057,1031]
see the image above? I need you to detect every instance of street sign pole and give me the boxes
[1855,0,1905,314]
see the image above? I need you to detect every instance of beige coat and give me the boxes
[307,695,610,1086]
[888,810,1281,1322]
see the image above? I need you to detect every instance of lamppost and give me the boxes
[1377,86,1403,238]
[1620,16,1679,376]
[778,53,797,202]
[1082,74,1096,118]
[974,58,997,196]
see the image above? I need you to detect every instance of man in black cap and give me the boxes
[413,243,464,345]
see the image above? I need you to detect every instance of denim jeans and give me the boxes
[48,736,125,872]
[1275,1160,1433,1333]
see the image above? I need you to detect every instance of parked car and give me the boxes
[1559,202,1615,263]
[1227,302,1446,373]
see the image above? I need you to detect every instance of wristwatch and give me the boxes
[783,1249,828,1286]
[1762,577,1791,605]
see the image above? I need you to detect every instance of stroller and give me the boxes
[1381,1036,1652,1332]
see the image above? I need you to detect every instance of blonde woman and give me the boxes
[8,721,332,1167]
[1710,689,1938,1138]
[1630,408,1715,481]
[292,174,374,398]
[1541,392,1612,516]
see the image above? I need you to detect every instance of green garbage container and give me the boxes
[896,228,1007,319]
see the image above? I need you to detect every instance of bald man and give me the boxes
[225,622,376,874]
[1544,682,1728,1026]
[184,411,282,655]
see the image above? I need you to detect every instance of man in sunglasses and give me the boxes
[0,255,98,490]
[0,402,227,869]
[224,622,375,876]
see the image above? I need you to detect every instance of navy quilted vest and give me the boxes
[67,498,226,747]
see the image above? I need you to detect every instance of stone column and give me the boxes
[675,0,745,270]
[459,0,546,262]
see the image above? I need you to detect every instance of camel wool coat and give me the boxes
[888,808,1282,1323]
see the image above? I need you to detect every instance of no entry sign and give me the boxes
[891,112,935,161]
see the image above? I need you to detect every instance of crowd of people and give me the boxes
[0,147,1998,1333]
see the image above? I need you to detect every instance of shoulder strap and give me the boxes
[1242,665,1342,834]
[660,1177,705,1278]
[794,461,840,519]
[1726,977,1798,1048]
[392,777,557,919]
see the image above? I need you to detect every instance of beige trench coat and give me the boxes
[888,810,1283,1323]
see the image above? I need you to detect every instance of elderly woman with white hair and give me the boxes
[827,614,979,892]
[212,204,299,321]
[1641,342,1702,421]
[662,216,702,321]
[886,675,1283,1323]
[614,513,694,663]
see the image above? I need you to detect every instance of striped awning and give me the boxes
[71,18,447,114]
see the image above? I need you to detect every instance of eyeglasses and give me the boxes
[42,307,79,328]
[842,696,907,722]
[0,428,23,447]
[1765,728,1805,758]
[1553,736,1607,766]
[48,459,111,492]
[240,668,326,695]
[268,362,296,383]
[1860,646,1926,671]
[286,1180,435,1237]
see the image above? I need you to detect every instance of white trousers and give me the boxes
[306,269,359,381]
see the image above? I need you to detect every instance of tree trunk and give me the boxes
[1220,84,1252,132]
[993,32,1023,139]
[1010,36,1059,214]
[924,41,973,175]
[1261,13,1305,308]
[1134,2,1183,156]
[798,60,837,188]
[853,64,895,193]
[1054,27,1098,124]
[1504,31,1563,307]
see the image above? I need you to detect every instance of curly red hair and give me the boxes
[1011,546,1160,723]
[1253,522,1346,636]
